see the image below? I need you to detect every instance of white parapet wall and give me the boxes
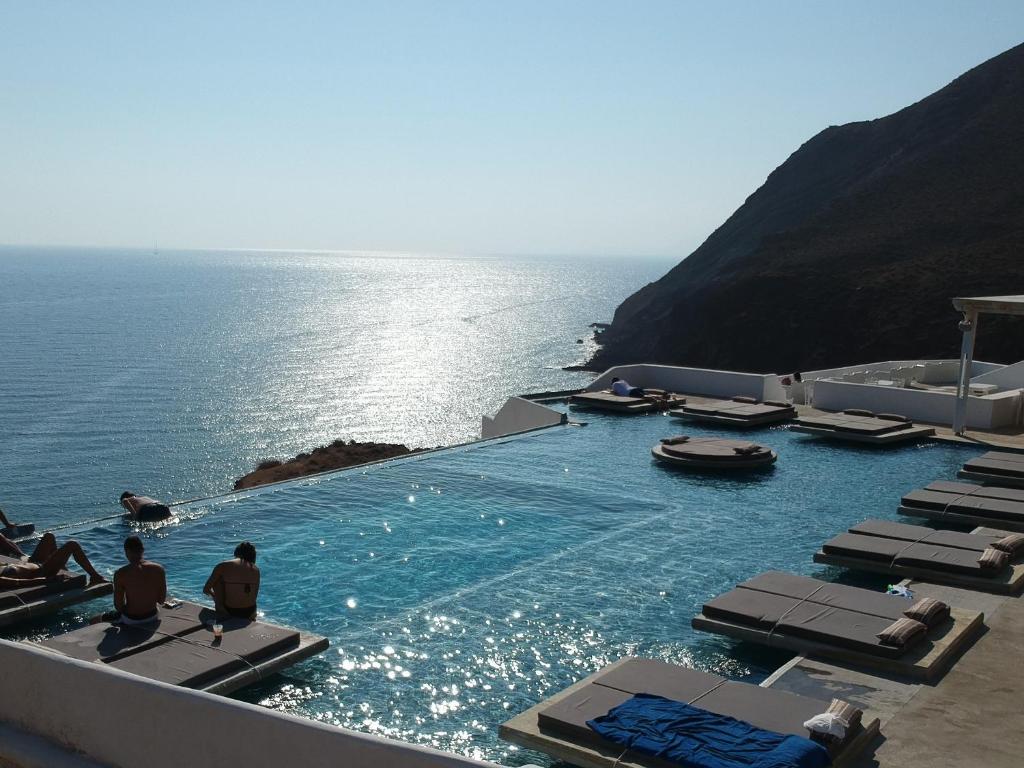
[585,364,787,402]
[811,379,1022,429]
[0,640,498,768]
[481,396,567,439]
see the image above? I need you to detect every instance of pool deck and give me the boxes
[764,525,1023,768]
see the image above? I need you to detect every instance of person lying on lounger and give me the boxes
[0,535,107,588]
[203,541,260,620]
[0,530,62,562]
[610,377,670,402]
[93,535,167,625]
[119,491,172,521]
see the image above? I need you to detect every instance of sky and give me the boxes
[1,2,1022,257]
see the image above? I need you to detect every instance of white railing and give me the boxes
[585,364,787,402]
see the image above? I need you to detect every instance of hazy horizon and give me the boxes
[2,2,1022,257]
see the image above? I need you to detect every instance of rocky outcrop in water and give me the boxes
[590,43,1024,373]
[234,440,425,489]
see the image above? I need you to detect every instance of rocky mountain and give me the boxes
[589,42,1024,374]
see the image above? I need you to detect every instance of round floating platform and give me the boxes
[651,436,777,471]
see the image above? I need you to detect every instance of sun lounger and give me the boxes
[570,391,685,413]
[692,571,982,680]
[899,481,1024,532]
[814,520,1024,594]
[33,600,329,695]
[651,436,777,471]
[791,410,935,445]
[669,396,796,428]
[500,657,878,768]
[0,554,113,629]
[959,451,1024,488]
[0,523,35,540]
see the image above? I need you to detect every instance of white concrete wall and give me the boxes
[481,397,566,439]
[811,379,1022,429]
[970,359,1024,389]
[801,359,1003,385]
[585,364,785,401]
[0,640,497,768]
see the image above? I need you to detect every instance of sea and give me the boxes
[0,245,673,532]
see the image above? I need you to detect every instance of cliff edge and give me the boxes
[590,42,1024,373]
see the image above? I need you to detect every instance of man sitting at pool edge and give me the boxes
[120,491,172,521]
[93,535,167,625]
[203,541,260,620]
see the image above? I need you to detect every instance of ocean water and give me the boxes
[5,408,972,765]
[0,246,671,531]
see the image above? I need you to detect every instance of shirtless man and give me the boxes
[119,491,172,521]
[203,541,260,620]
[0,535,107,588]
[104,535,167,624]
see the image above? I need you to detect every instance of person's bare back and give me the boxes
[113,536,166,621]
[204,541,260,620]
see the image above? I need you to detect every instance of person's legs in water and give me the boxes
[39,540,107,585]
[28,532,57,564]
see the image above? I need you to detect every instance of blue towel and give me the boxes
[587,693,831,768]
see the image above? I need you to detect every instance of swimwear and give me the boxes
[106,608,159,626]
[135,503,172,521]
[223,603,257,620]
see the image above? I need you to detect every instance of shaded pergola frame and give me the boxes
[951,295,1024,435]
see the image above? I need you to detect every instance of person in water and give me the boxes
[203,541,260,620]
[120,491,172,521]
[95,535,167,625]
[0,535,107,588]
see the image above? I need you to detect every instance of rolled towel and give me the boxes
[991,533,1024,556]
[763,399,793,408]
[842,408,874,417]
[876,413,910,423]
[660,436,689,445]
[875,616,928,648]
[978,547,1010,571]
[804,699,862,745]
[731,395,759,404]
[904,597,950,628]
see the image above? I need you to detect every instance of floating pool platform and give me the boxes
[0,555,113,629]
[792,410,935,445]
[669,396,796,428]
[569,390,684,413]
[958,450,1024,488]
[899,479,1024,532]
[500,657,879,768]
[32,600,328,695]
[814,520,1024,595]
[692,571,983,682]
[651,436,777,471]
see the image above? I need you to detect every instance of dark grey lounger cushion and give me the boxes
[927,481,1024,503]
[702,589,799,629]
[0,572,87,611]
[852,519,997,552]
[695,681,828,739]
[822,533,905,562]
[537,683,633,743]
[737,571,925,622]
[595,657,725,702]
[106,636,249,688]
[776,604,910,658]
[901,490,1024,524]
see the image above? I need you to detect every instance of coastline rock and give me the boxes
[234,439,426,490]
[590,42,1024,374]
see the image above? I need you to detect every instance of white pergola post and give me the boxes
[953,309,978,435]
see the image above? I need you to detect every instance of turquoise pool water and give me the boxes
[5,409,973,765]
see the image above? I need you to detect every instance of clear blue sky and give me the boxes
[1,2,1021,256]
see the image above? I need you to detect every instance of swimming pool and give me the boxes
[4,409,973,765]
